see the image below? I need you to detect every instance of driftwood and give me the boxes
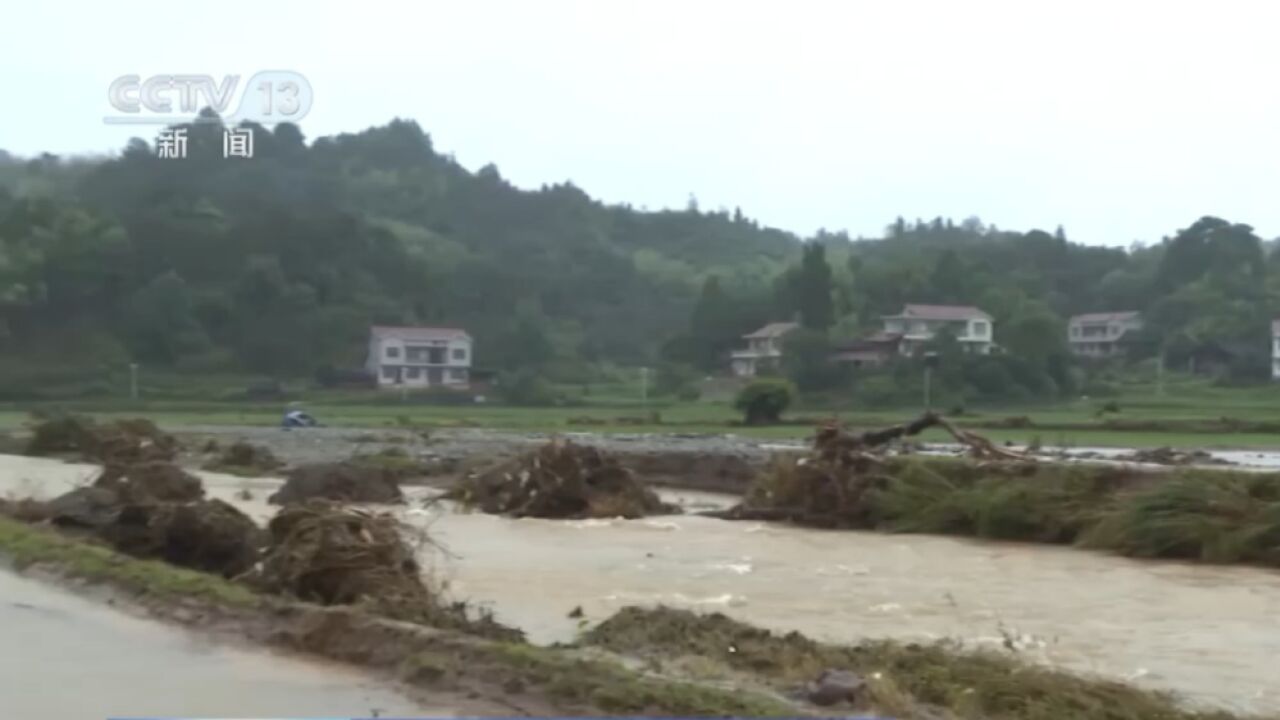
[702,413,1029,526]
[815,412,1031,462]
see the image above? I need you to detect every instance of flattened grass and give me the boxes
[584,606,1251,720]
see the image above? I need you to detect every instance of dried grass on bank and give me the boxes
[584,606,1245,720]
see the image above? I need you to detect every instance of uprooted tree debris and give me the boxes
[37,461,264,577]
[446,438,677,519]
[268,461,405,505]
[705,413,1031,527]
[241,500,520,639]
[25,414,178,465]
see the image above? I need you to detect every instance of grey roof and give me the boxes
[884,304,991,321]
[371,325,471,342]
[1070,311,1141,324]
[743,322,800,339]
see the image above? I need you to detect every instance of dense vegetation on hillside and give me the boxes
[1,114,1277,402]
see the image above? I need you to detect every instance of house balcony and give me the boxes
[731,348,780,360]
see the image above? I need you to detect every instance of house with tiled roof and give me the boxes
[880,304,994,356]
[730,321,799,377]
[365,325,472,389]
[1067,311,1142,359]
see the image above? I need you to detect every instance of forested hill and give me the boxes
[1,114,1277,396]
[0,116,799,387]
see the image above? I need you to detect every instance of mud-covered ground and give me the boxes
[172,424,1280,495]
[174,425,793,493]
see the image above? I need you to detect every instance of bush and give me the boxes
[734,379,794,425]
[497,369,558,406]
[655,362,700,399]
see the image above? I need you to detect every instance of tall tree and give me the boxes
[796,243,834,330]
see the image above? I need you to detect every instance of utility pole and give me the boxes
[923,352,938,412]
[639,367,649,409]
[129,363,139,401]
[1156,351,1164,397]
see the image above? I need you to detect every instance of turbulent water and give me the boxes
[3,455,1280,714]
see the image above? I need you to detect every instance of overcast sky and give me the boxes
[4,0,1278,246]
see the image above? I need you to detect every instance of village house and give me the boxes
[730,321,799,377]
[880,304,994,356]
[365,325,472,389]
[1068,311,1142,358]
[829,332,903,369]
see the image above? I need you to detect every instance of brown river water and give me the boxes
[2,455,1279,714]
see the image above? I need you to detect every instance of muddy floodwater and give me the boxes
[0,569,444,719]
[4,455,1280,714]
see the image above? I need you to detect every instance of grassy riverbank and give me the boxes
[736,456,1280,567]
[5,376,1280,449]
[1,514,1269,719]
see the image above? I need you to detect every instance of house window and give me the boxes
[385,346,400,359]
[452,348,466,361]
[972,321,988,336]
[405,367,420,379]
[449,368,468,380]
[381,367,397,380]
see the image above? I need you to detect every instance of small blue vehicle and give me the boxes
[281,409,318,429]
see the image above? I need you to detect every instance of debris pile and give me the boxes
[245,501,424,609]
[710,413,1030,527]
[241,499,521,641]
[94,461,205,502]
[268,461,404,505]
[25,414,178,465]
[1115,447,1227,466]
[448,438,676,518]
[105,498,263,577]
[38,462,263,577]
[202,440,285,476]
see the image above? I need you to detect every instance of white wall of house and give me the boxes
[883,317,992,354]
[1068,315,1142,358]
[368,332,472,389]
[1272,332,1280,380]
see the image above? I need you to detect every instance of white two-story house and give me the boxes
[1068,311,1142,358]
[365,325,472,389]
[881,304,994,355]
[730,322,799,377]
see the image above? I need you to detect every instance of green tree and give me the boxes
[126,270,210,363]
[734,378,794,425]
[796,243,833,330]
[781,328,841,391]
